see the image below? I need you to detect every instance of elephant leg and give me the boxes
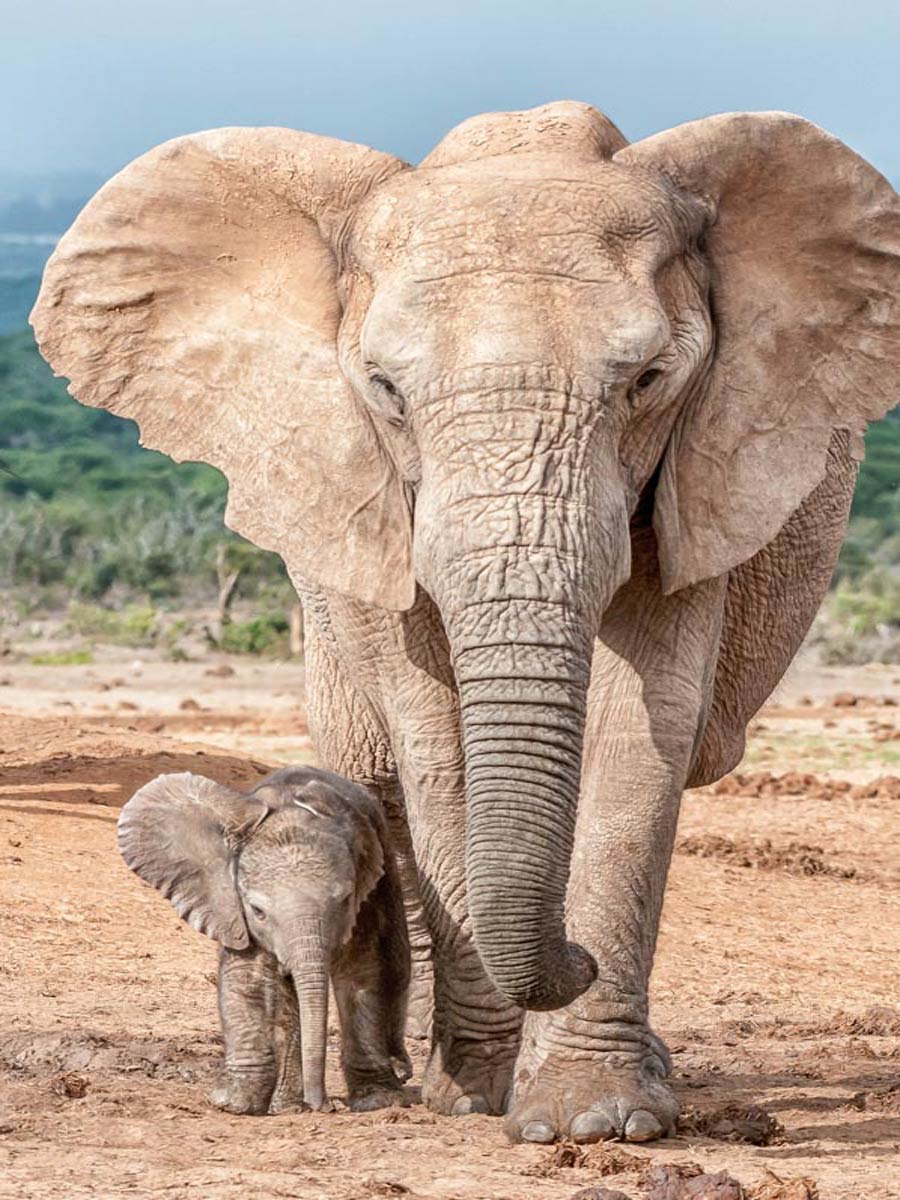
[391,689,524,1116]
[268,972,305,1113]
[211,945,283,1115]
[380,787,434,1042]
[332,869,412,1111]
[304,604,521,1116]
[506,532,727,1144]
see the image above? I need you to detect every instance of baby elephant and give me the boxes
[118,765,412,1114]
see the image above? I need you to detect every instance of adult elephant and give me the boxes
[32,102,900,1144]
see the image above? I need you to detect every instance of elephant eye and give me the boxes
[249,904,266,921]
[631,367,663,396]
[365,364,406,427]
[371,372,398,397]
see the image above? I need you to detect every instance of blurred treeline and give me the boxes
[0,330,295,652]
[1,328,899,660]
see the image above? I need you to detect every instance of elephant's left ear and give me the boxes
[30,128,415,610]
[617,113,900,593]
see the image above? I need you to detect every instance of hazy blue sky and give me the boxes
[3,0,898,178]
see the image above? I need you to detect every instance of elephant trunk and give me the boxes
[413,376,629,1011]
[454,611,599,1010]
[286,922,330,1111]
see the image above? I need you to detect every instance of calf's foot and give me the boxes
[208,1072,274,1116]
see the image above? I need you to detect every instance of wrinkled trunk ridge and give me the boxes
[287,922,330,1111]
[453,609,599,1010]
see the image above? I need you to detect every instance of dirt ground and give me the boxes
[1,649,898,1199]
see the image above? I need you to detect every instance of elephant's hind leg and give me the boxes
[506,526,727,1144]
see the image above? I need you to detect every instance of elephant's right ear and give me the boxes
[31,128,415,610]
[118,772,268,949]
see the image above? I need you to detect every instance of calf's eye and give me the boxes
[250,904,266,920]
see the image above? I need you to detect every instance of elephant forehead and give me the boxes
[239,814,350,873]
[356,159,685,280]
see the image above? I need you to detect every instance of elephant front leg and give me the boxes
[506,567,726,1144]
[268,972,305,1113]
[506,749,682,1145]
[332,903,412,1111]
[398,744,524,1117]
[210,945,285,1115]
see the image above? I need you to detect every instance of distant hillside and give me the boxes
[0,172,98,334]
[0,236,56,335]
[0,329,287,605]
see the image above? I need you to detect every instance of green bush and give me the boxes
[65,602,159,646]
[30,647,93,665]
[0,329,291,608]
[826,569,900,637]
[219,613,290,656]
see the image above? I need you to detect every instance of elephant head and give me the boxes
[35,102,900,1012]
[117,767,388,1109]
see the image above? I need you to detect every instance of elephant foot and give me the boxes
[348,1083,409,1112]
[391,1049,413,1083]
[208,1074,273,1116]
[505,1015,677,1144]
[422,1029,519,1116]
[267,1081,307,1115]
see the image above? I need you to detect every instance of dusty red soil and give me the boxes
[1,653,898,1198]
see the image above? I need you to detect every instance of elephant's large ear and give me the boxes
[118,773,268,949]
[617,113,900,593]
[31,129,414,609]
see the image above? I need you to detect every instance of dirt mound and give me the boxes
[675,835,857,879]
[746,1175,819,1200]
[525,1142,653,1180]
[677,1105,783,1146]
[642,1165,743,1199]
[0,1030,220,1083]
[0,714,271,807]
[569,1188,632,1200]
[794,1005,900,1038]
[709,770,900,802]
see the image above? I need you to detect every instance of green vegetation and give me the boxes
[219,612,291,656]
[30,647,93,666]
[64,601,159,646]
[1,325,899,659]
[0,330,293,642]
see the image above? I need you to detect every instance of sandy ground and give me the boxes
[1,648,898,1199]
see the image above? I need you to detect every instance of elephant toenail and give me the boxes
[451,1095,489,1116]
[521,1121,556,1143]
[570,1110,615,1143]
[624,1109,664,1142]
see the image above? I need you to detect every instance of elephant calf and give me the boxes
[118,766,412,1114]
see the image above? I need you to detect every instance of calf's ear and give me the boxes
[118,772,268,949]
